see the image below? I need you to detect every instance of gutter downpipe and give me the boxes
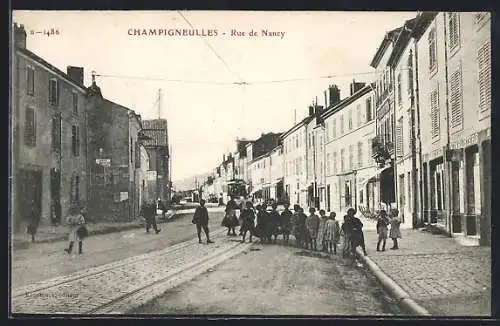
[442,13,453,236]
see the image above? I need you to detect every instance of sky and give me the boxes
[12,10,417,181]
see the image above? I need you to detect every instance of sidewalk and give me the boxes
[12,209,181,250]
[357,217,491,316]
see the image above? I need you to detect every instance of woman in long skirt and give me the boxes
[221,196,239,235]
[317,209,328,252]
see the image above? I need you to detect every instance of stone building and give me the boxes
[141,119,171,204]
[87,78,144,222]
[11,23,90,232]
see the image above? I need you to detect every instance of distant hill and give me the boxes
[173,172,211,191]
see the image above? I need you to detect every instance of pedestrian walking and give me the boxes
[340,215,351,257]
[140,200,161,234]
[255,204,269,243]
[324,212,340,254]
[280,202,293,245]
[267,203,280,244]
[221,196,239,236]
[389,209,402,250]
[192,199,213,244]
[298,207,309,249]
[64,206,87,255]
[291,204,302,247]
[26,204,40,243]
[317,209,328,252]
[376,209,390,251]
[306,207,320,250]
[240,201,256,243]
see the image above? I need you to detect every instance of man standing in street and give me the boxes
[140,200,161,234]
[192,199,214,244]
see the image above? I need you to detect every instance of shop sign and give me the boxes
[96,158,111,167]
[450,133,478,150]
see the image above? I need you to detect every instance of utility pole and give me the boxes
[158,88,162,119]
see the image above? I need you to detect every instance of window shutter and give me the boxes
[396,118,403,157]
[450,67,463,128]
[478,41,491,112]
[448,13,459,50]
[431,88,440,138]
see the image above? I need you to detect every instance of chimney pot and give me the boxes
[67,66,85,85]
[13,23,27,49]
[328,84,341,107]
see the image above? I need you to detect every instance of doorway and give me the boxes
[51,168,61,225]
[16,169,42,233]
[326,184,331,212]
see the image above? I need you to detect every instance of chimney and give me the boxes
[314,105,324,116]
[67,66,84,85]
[324,90,328,108]
[328,84,340,106]
[13,23,27,49]
[350,80,366,96]
[223,154,226,162]
[308,105,315,117]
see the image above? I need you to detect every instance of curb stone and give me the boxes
[355,247,431,316]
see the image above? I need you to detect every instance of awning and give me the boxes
[357,165,391,188]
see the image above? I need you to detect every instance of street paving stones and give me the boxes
[360,219,491,316]
[11,228,250,314]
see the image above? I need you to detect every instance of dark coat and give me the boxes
[193,206,209,225]
[280,209,293,233]
[140,203,156,220]
[240,208,255,231]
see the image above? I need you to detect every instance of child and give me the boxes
[64,206,86,255]
[376,210,390,251]
[324,212,340,254]
[389,209,402,250]
[240,201,256,243]
[306,207,320,250]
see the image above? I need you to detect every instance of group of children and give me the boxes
[219,197,403,260]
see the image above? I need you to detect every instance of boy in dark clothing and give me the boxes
[280,203,293,244]
[192,199,213,244]
[346,208,367,257]
[268,203,281,244]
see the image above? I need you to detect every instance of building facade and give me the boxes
[414,12,491,245]
[12,23,90,232]
[323,83,377,216]
[141,119,171,204]
[87,81,143,222]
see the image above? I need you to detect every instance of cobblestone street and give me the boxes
[360,219,491,316]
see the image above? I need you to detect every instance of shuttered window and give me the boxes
[431,88,440,138]
[72,125,80,157]
[428,28,437,71]
[450,66,463,128]
[367,139,372,165]
[52,114,61,152]
[333,151,337,174]
[49,78,59,105]
[407,51,414,94]
[397,72,402,106]
[448,12,460,51]
[348,111,353,130]
[366,98,373,122]
[357,104,362,127]
[478,41,491,112]
[340,116,344,135]
[24,107,36,147]
[348,145,353,171]
[326,153,331,175]
[357,142,363,169]
[340,149,345,172]
[396,117,403,157]
[332,119,336,138]
[27,66,34,95]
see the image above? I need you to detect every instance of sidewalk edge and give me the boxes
[355,247,431,316]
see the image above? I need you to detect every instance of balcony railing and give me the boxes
[371,135,393,166]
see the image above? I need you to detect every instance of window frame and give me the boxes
[428,27,438,74]
[447,12,461,56]
[72,91,79,115]
[24,106,36,147]
[48,78,59,106]
[26,65,35,95]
